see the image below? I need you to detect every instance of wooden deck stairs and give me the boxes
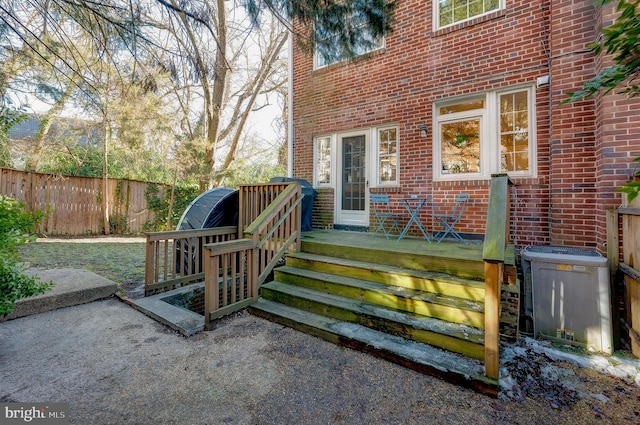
[249,230,501,396]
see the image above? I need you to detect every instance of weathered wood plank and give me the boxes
[302,235,486,280]
[484,261,501,380]
[606,208,619,274]
[286,252,485,301]
[0,167,164,235]
[482,175,511,262]
[628,274,640,357]
[250,299,499,397]
[261,281,485,359]
[275,266,485,328]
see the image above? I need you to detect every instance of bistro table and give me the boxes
[397,197,432,242]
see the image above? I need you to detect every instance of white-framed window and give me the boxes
[435,0,502,30]
[375,126,399,186]
[314,135,332,187]
[433,85,536,181]
[314,13,384,68]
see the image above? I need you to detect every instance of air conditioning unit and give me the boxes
[522,246,612,354]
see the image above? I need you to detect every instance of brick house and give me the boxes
[289,0,639,251]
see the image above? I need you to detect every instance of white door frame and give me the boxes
[335,131,369,227]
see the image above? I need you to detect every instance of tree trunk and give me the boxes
[205,0,229,189]
[25,83,74,171]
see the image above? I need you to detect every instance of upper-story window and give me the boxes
[436,0,502,29]
[314,12,384,68]
[433,85,536,181]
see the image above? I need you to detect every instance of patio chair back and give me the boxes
[371,194,403,239]
[433,192,470,243]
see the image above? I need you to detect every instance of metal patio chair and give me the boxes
[432,192,470,243]
[371,194,404,239]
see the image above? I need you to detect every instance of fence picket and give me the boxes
[0,168,165,235]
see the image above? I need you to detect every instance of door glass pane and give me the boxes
[342,135,366,211]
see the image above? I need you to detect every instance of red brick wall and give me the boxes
[592,5,640,252]
[548,0,599,248]
[292,0,639,250]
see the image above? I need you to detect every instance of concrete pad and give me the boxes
[129,283,204,336]
[2,268,117,321]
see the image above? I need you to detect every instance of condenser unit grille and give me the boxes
[522,246,611,354]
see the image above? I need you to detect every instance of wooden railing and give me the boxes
[237,182,291,235]
[203,182,303,329]
[244,183,303,284]
[482,174,512,380]
[144,227,237,295]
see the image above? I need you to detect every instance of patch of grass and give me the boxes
[18,242,146,287]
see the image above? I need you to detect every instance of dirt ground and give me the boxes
[8,237,640,424]
[1,296,640,425]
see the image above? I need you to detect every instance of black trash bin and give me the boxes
[269,177,316,231]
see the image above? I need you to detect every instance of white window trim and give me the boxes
[371,125,400,187]
[496,86,537,179]
[313,135,335,188]
[433,0,505,31]
[433,84,537,182]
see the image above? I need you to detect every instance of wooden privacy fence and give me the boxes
[0,168,164,235]
[606,186,640,357]
[615,191,640,357]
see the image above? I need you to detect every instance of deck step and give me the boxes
[261,281,485,359]
[249,299,498,397]
[274,266,485,328]
[300,234,486,280]
[286,252,485,301]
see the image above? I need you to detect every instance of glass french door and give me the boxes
[336,134,368,226]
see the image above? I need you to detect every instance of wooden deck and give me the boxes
[299,230,514,281]
[302,229,488,262]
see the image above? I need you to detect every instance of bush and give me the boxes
[144,183,200,231]
[0,196,53,316]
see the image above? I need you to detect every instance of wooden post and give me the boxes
[606,208,620,348]
[606,208,619,274]
[629,274,640,356]
[484,261,502,380]
[204,250,219,331]
[144,238,156,289]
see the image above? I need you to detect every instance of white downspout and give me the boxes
[287,30,294,178]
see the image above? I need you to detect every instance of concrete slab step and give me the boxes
[2,268,118,321]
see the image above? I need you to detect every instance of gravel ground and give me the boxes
[1,297,640,425]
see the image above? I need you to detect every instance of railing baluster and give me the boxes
[222,252,229,307]
[144,227,238,295]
